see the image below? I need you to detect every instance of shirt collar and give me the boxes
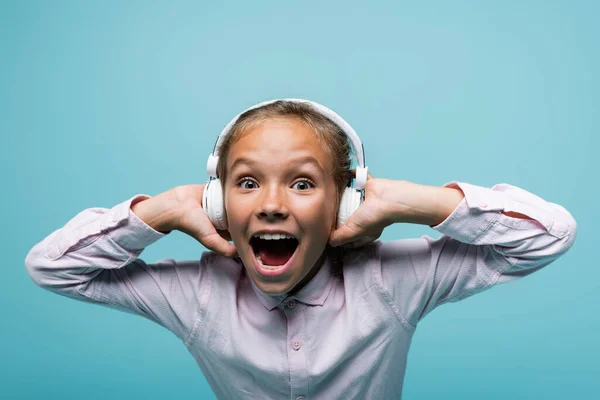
[248,256,336,311]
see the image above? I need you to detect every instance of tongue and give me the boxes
[259,250,291,266]
[258,240,296,266]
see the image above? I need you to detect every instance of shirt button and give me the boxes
[292,341,302,350]
[286,300,296,309]
[296,396,305,400]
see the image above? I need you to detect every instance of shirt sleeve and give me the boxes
[24,195,209,345]
[374,182,577,329]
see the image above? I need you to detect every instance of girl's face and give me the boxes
[224,118,339,295]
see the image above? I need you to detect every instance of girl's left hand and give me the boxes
[329,170,393,248]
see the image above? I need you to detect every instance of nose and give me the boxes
[256,185,288,221]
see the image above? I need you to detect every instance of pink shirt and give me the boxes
[25,182,577,399]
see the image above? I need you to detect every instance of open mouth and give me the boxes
[249,234,299,269]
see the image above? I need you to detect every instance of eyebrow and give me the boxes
[230,155,325,174]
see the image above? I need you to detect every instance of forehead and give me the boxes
[227,118,332,173]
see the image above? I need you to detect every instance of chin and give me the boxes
[251,274,295,295]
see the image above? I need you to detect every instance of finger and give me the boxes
[180,207,237,257]
[348,168,375,181]
[329,222,363,247]
[201,232,238,258]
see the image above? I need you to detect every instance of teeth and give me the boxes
[254,233,295,240]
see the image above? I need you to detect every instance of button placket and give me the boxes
[285,300,309,399]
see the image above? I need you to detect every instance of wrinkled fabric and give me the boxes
[25,182,577,399]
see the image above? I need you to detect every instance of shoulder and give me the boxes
[337,241,381,290]
[340,237,440,287]
[198,251,246,281]
[377,236,440,262]
[152,252,244,286]
[341,236,437,264]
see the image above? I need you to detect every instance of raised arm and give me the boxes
[24,185,236,343]
[329,177,577,328]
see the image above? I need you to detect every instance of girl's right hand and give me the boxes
[170,184,238,258]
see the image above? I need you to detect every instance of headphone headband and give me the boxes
[206,98,368,189]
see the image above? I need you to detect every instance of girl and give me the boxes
[25,99,577,399]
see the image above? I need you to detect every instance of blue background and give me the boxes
[2,1,598,399]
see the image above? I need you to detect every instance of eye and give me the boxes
[238,178,259,189]
[292,179,314,191]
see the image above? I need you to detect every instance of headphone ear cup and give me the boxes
[202,179,228,230]
[337,187,362,228]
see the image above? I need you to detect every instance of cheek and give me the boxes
[224,193,247,232]
[294,195,337,233]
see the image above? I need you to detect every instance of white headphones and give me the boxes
[202,98,368,231]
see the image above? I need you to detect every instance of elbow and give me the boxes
[24,246,45,287]
[563,212,578,252]
[24,244,54,289]
[554,207,577,257]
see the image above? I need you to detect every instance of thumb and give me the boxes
[177,204,238,257]
[329,222,363,247]
[200,232,238,258]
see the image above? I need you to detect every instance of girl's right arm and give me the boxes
[24,185,235,344]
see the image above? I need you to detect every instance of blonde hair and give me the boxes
[216,100,353,203]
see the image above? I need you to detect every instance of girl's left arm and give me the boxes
[329,177,577,327]
[329,176,576,253]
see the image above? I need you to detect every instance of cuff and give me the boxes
[430,182,504,244]
[430,181,573,243]
[103,194,168,251]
